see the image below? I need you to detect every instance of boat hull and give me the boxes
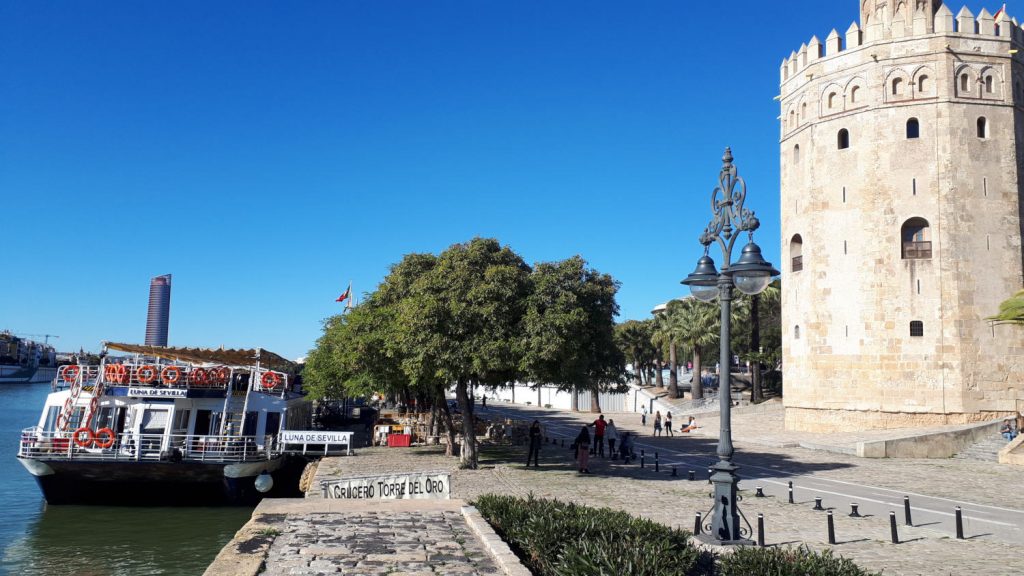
[17,455,308,506]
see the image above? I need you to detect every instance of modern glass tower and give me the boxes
[145,274,172,346]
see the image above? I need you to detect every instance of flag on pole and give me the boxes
[995,3,1007,21]
[335,282,352,303]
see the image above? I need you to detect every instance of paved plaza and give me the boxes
[215,401,1023,576]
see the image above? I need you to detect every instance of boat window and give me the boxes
[94,407,116,430]
[42,406,60,432]
[194,410,213,436]
[140,409,169,432]
[243,412,258,436]
[68,407,86,430]
[265,412,282,437]
[173,409,191,432]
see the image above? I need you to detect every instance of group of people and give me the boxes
[570,414,636,473]
[641,407,697,437]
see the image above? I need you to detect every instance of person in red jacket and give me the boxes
[588,414,607,457]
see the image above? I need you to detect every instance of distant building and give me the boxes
[145,274,172,346]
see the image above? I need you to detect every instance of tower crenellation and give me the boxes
[779,2,1024,432]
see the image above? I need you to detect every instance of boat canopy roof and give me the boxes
[103,342,296,372]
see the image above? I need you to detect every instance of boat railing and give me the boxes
[18,427,278,463]
[52,363,289,395]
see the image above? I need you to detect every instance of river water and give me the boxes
[0,384,251,575]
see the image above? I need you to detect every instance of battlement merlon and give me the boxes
[779,3,1022,92]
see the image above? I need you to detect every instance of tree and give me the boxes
[653,310,680,398]
[523,256,625,413]
[615,320,655,386]
[988,289,1024,326]
[740,281,781,402]
[667,297,718,400]
[398,238,532,469]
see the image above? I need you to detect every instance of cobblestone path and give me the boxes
[259,510,499,576]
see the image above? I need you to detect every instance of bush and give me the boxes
[474,494,715,576]
[717,545,881,576]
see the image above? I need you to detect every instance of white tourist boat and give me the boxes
[16,342,312,505]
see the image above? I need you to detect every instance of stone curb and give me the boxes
[461,505,533,576]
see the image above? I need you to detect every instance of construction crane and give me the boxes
[13,333,60,346]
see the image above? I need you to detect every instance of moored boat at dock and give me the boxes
[16,342,311,505]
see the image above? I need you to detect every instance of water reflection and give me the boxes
[3,505,251,576]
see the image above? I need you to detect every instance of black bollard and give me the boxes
[849,503,862,518]
[813,497,824,511]
[694,512,702,536]
[827,511,836,544]
[707,468,713,484]
[641,449,645,457]
[655,453,660,472]
[623,450,629,464]
[903,496,913,527]
[788,480,794,504]
[641,455,645,469]
[688,470,695,481]
[561,439,564,447]
[757,513,765,547]
[889,511,899,544]
[755,486,765,497]
[672,466,677,477]
[955,506,964,540]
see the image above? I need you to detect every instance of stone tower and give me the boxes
[779,3,1024,432]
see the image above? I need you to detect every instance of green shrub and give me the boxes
[474,494,715,576]
[717,545,881,576]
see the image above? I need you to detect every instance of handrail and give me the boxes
[17,428,278,463]
[50,363,290,394]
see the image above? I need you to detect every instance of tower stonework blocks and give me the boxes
[780,3,1024,432]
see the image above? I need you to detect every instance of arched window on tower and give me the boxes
[838,128,850,149]
[850,86,860,104]
[906,118,920,139]
[901,217,932,259]
[892,78,903,96]
[978,117,988,138]
[801,102,807,119]
[794,325,801,340]
[960,74,970,93]
[828,92,838,110]
[985,75,994,94]
[791,234,803,272]
[793,144,800,164]
[918,75,929,93]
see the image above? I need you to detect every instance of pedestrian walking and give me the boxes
[653,411,662,437]
[641,406,647,427]
[588,414,607,457]
[605,419,619,458]
[527,419,542,467]
[665,412,674,437]
[574,425,591,473]
[482,395,487,408]
[620,431,635,461]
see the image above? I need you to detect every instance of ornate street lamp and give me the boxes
[681,148,779,544]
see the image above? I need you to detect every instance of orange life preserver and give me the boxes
[191,368,209,387]
[136,365,157,384]
[93,427,116,449]
[261,371,281,390]
[110,364,127,384]
[213,367,230,385]
[161,366,182,385]
[103,364,126,384]
[72,427,94,448]
[61,365,80,383]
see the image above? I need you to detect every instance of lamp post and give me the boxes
[682,148,778,544]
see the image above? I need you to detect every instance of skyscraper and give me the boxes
[145,274,172,346]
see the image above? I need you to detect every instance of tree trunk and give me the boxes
[590,384,601,413]
[537,386,542,407]
[668,340,679,398]
[750,294,763,403]
[633,355,642,386]
[571,390,579,412]
[655,359,664,389]
[438,397,458,457]
[691,346,703,400]
[456,379,478,468]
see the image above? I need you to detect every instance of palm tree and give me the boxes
[615,320,655,386]
[667,298,718,400]
[653,310,680,398]
[736,281,781,402]
[988,289,1024,325]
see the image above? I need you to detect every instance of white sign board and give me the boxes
[280,430,352,444]
[322,472,450,500]
[128,387,187,398]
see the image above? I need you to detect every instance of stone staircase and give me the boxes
[953,434,1008,462]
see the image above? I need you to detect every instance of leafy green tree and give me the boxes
[397,238,532,469]
[653,309,680,398]
[988,289,1024,326]
[523,256,625,412]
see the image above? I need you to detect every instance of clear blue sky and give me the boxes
[0,1,998,359]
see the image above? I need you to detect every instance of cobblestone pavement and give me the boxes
[308,403,1024,576]
[259,510,499,576]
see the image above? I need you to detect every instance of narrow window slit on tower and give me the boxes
[917,279,921,294]
[912,178,916,196]
[984,177,988,197]
[842,186,846,203]
[845,325,849,337]
[987,235,991,250]
[843,240,847,254]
